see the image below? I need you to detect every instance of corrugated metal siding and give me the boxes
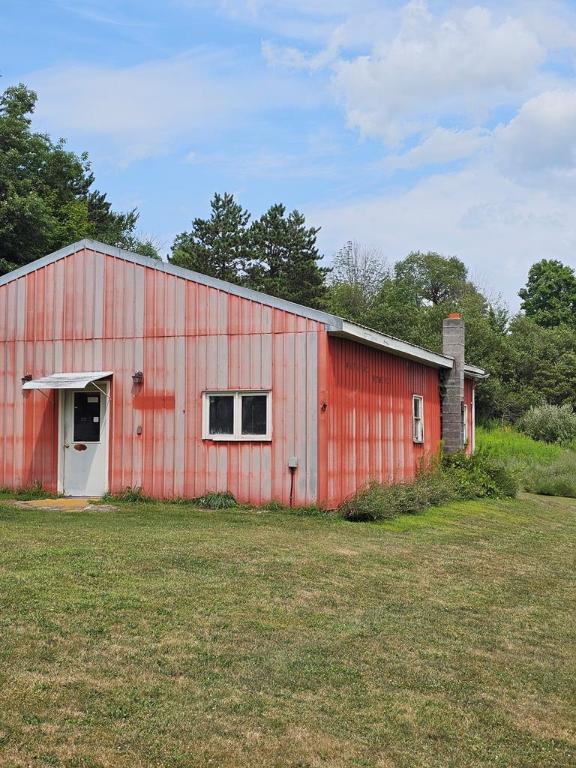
[0,247,320,505]
[319,337,443,508]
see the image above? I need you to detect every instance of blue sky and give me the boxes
[3,0,576,306]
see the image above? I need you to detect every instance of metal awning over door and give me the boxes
[22,371,113,390]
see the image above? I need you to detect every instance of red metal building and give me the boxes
[0,241,484,506]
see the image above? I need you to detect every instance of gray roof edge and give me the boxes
[464,363,489,379]
[0,240,94,287]
[332,321,454,369]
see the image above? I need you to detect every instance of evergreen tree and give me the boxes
[170,193,250,282]
[246,204,328,308]
[0,83,157,274]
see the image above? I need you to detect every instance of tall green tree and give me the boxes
[328,246,512,420]
[394,251,468,305]
[519,259,576,327]
[493,317,576,421]
[245,204,329,308]
[0,83,157,274]
[170,193,250,282]
[362,251,472,348]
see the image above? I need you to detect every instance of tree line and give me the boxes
[1,84,575,423]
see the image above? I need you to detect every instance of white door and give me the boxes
[61,384,109,496]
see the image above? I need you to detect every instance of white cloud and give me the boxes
[55,1,153,28]
[179,0,371,43]
[311,163,576,306]
[200,0,375,23]
[262,33,344,71]
[332,3,545,144]
[25,51,317,163]
[385,127,490,170]
[185,146,340,179]
[17,0,576,303]
[496,89,576,185]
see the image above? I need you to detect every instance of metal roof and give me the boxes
[1,239,486,374]
[22,371,113,390]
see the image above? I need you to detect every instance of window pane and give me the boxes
[209,395,234,435]
[74,392,101,442]
[413,419,423,443]
[241,395,267,435]
[413,397,422,418]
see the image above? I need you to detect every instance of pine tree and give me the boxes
[170,193,250,283]
[246,204,328,308]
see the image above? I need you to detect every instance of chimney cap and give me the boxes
[447,312,462,320]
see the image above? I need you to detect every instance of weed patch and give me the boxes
[0,483,58,501]
[478,426,576,498]
[340,452,516,522]
[191,492,238,509]
[103,487,153,503]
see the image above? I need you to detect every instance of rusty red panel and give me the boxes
[318,336,443,508]
[0,246,322,506]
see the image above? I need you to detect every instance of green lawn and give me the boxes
[1,495,575,767]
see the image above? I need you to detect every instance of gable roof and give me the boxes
[0,239,485,374]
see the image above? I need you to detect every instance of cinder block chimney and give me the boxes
[442,313,465,453]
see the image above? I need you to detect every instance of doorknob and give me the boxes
[64,443,70,448]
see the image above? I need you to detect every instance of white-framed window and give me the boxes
[463,403,469,446]
[202,391,272,441]
[412,395,424,444]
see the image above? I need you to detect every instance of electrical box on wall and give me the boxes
[288,456,298,469]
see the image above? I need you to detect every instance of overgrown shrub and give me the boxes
[192,492,238,510]
[441,451,518,499]
[339,451,517,522]
[518,404,576,444]
[523,453,576,498]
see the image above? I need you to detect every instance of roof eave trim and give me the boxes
[330,321,455,369]
[464,364,489,380]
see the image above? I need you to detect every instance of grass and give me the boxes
[1,495,575,767]
[477,426,576,497]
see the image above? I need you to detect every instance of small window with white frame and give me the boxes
[463,403,469,446]
[203,391,271,441]
[412,395,424,444]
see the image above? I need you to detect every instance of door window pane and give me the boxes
[209,395,234,435]
[74,392,101,442]
[241,395,267,435]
